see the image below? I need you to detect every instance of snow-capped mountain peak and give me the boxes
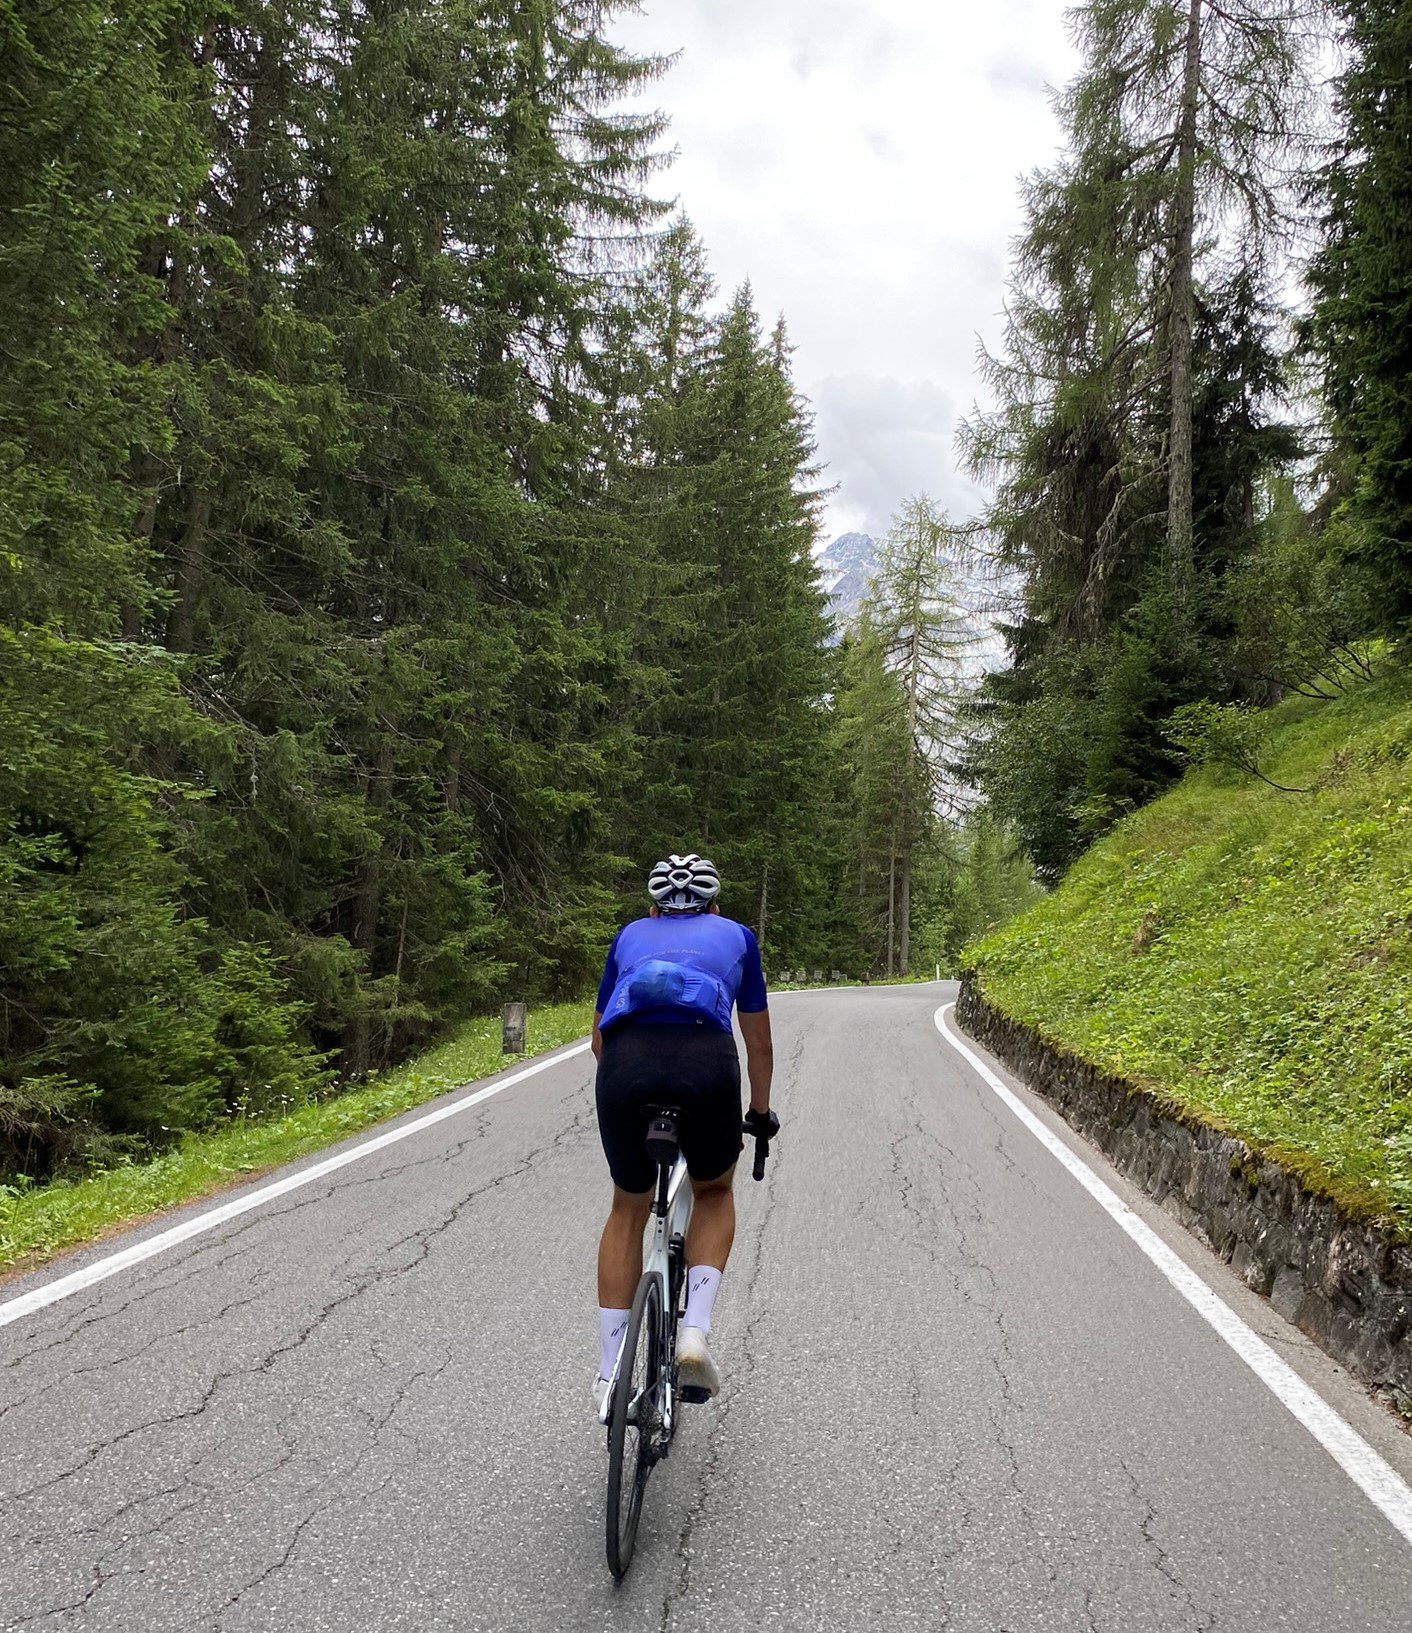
[815,531,877,626]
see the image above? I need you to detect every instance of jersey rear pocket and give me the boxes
[626,959,691,1008]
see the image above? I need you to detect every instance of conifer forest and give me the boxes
[2,0,1409,1180]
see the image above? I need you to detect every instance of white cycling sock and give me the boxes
[683,1266,722,1334]
[599,1307,630,1381]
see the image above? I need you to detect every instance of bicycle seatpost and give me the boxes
[645,1111,680,1215]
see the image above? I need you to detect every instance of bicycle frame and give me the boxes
[607,1150,693,1441]
[604,1101,773,1580]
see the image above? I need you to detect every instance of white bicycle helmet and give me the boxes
[647,853,720,914]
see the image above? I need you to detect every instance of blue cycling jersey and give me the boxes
[595,913,768,1034]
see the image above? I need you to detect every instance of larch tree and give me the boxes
[1065,0,1315,623]
[860,497,974,972]
[961,0,1314,875]
[1307,0,1412,636]
[832,611,919,976]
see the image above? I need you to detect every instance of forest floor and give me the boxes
[0,999,594,1276]
[968,665,1412,1238]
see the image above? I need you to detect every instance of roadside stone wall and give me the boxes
[957,974,1412,1420]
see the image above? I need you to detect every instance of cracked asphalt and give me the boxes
[3,981,1412,1631]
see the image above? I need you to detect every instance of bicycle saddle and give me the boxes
[644,1108,681,1170]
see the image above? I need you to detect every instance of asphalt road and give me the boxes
[4,981,1412,1631]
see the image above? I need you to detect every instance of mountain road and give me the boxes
[3,981,1411,1631]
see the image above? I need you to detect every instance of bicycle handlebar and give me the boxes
[742,1110,778,1182]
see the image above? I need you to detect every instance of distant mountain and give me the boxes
[815,531,878,629]
[816,528,1002,679]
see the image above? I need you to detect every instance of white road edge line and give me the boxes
[0,1040,592,1332]
[934,1002,1412,1551]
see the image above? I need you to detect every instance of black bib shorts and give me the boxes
[595,1020,743,1194]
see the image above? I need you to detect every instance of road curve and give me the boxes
[3,981,1412,1631]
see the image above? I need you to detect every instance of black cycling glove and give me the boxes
[742,1107,780,1141]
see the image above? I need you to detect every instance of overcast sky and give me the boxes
[609,0,1081,543]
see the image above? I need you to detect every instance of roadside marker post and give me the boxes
[501,1002,527,1054]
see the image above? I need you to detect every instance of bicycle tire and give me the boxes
[605,1270,664,1580]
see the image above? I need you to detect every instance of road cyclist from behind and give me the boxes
[591,853,779,1419]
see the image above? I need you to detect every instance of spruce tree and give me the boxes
[637,288,832,964]
[0,2,327,1163]
[0,0,894,1169]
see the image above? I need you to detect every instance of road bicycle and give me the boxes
[604,1109,771,1581]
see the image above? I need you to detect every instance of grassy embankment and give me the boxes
[0,999,595,1274]
[968,668,1412,1238]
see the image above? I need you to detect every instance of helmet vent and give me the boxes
[647,852,720,913]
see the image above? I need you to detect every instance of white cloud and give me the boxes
[811,375,986,536]
[610,0,1080,537]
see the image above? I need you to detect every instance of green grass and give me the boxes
[0,999,595,1274]
[968,668,1412,1236]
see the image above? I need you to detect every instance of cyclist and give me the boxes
[592,853,778,1416]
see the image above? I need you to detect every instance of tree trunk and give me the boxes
[345,738,396,1077]
[886,825,897,978]
[1167,0,1202,622]
[899,845,911,975]
[757,859,769,949]
[166,485,210,652]
[125,129,197,644]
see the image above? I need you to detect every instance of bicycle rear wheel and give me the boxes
[606,1270,665,1580]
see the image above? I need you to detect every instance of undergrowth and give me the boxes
[969,668,1412,1236]
[0,999,594,1273]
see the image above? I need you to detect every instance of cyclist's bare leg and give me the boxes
[597,1185,654,1308]
[676,1167,735,1396]
[684,1165,736,1272]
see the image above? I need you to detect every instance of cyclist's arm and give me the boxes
[592,1012,604,1060]
[738,1008,773,1114]
[736,927,771,1113]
